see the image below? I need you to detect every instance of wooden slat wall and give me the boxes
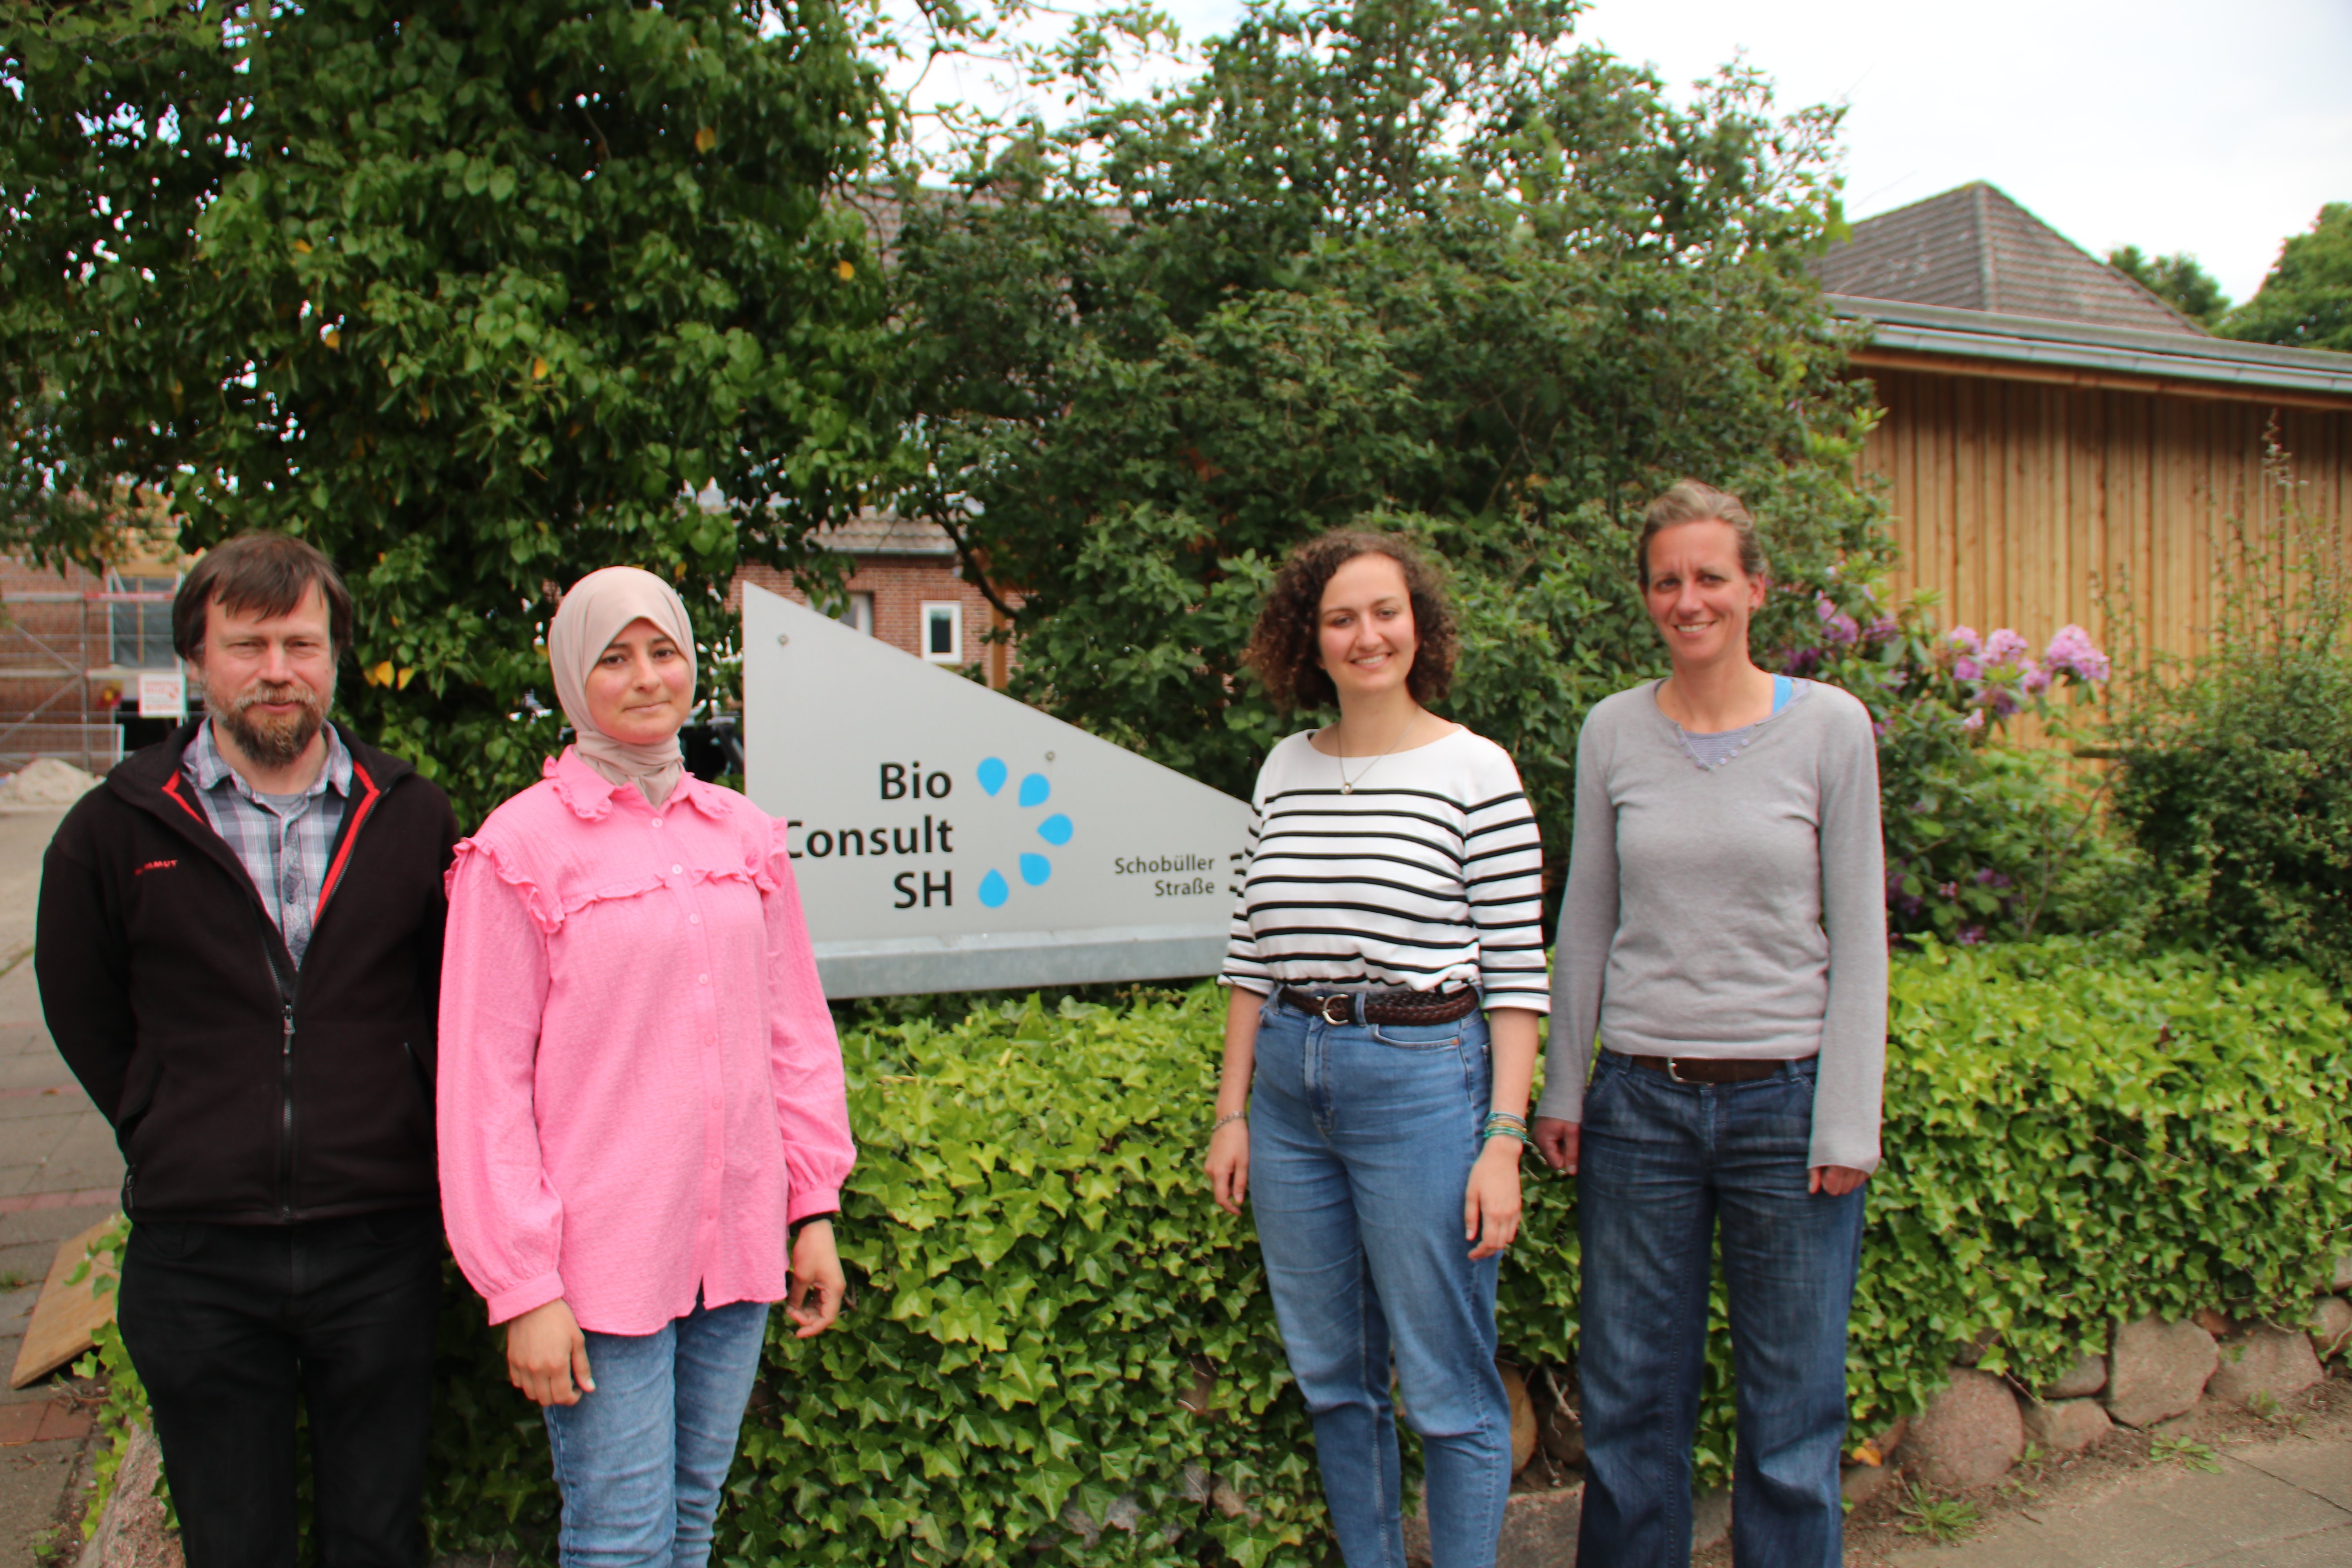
[1857,368,2352,666]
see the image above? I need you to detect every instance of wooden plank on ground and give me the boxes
[9,1214,123,1389]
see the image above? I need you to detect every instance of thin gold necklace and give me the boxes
[1335,712,1419,795]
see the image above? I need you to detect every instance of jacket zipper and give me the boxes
[259,923,299,1221]
[273,760,382,1218]
[278,1000,296,1220]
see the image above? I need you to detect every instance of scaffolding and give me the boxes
[0,588,176,775]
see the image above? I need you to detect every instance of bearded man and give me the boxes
[37,532,457,1568]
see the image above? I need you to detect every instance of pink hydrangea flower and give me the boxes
[2020,661,2052,696]
[1984,628,2029,665]
[1955,656,1983,682]
[1949,626,1983,656]
[2045,624,2111,682]
[1814,595,1859,645]
[1960,709,1986,731]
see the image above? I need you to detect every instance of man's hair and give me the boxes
[1243,529,1457,712]
[1635,479,1768,588]
[172,533,354,662]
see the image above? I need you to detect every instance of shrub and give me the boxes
[2109,445,2352,985]
[1850,938,2352,1434]
[76,953,2352,1562]
[1790,591,2130,945]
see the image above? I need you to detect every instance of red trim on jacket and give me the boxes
[158,770,206,826]
[315,761,381,920]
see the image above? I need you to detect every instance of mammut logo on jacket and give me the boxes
[134,859,179,877]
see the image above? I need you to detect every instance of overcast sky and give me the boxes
[900,0,2350,306]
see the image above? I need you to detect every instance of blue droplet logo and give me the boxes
[972,759,1073,910]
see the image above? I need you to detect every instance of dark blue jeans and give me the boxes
[1575,1051,1866,1568]
[1248,996,1511,1568]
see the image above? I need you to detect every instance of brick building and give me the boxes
[0,551,183,775]
[731,512,1013,688]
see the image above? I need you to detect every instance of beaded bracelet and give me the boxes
[1209,1110,1248,1137]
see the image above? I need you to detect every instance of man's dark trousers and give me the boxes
[119,1209,442,1568]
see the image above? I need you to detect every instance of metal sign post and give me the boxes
[740,585,1252,998]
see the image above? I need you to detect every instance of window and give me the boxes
[920,602,962,664]
[828,591,875,636]
[107,573,178,669]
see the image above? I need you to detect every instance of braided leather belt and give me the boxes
[1616,1052,1792,1084]
[1279,986,1480,1027]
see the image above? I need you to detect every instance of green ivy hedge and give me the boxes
[81,945,2352,1563]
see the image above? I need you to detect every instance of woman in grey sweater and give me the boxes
[1532,481,1886,1568]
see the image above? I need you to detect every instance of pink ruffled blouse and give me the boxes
[437,750,855,1335]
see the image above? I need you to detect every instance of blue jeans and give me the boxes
[1248,996,1511,1568]
[1575,1051,1866,1568]
[542,1297,770,1568]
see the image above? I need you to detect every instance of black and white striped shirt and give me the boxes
[1221,728,1550,1011]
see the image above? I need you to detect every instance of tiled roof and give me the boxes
[1813,183,2203,337]
[812,511,957,557]
[1826,297,2352,401]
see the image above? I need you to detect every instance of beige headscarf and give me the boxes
[547,567,697,805]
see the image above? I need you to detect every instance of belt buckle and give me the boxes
[1319,995,1355,1026]
[1666,1056,1691,1084]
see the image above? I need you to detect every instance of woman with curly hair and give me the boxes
[1206,529,1547,1567]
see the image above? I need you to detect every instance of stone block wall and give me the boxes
[1867,1273,2351,1503]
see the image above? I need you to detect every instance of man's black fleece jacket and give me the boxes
[36,720,459,1223]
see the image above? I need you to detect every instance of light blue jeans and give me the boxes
[542,1296,770,1568]
[1248,995,1512,1568]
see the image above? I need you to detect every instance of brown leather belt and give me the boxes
[1280,986,1480,1027]
[1616,1052,1791,1084]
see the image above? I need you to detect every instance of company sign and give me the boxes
[740,585,1253,997]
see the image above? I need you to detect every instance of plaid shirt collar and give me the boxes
[188,716,354,805]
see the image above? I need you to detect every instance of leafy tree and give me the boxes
[2221,201,2352,352]
[2106,244,2229,328]
[1,0,894,820]
[888,0,1887,860]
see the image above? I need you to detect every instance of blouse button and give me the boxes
[690,913,700,925]
[651,818,664,829]
[672,864,684,875]
[698,974,709,985]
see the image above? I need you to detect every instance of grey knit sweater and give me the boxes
[1535,679,1889,1172]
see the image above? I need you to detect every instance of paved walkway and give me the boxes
[1885,1426,2352,1568]
[0,805,116,1565]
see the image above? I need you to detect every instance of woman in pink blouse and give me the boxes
[438,567,853,1566]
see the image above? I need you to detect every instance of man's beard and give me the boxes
[214,679,330,769]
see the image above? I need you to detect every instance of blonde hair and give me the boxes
[1636,480,1768,588]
